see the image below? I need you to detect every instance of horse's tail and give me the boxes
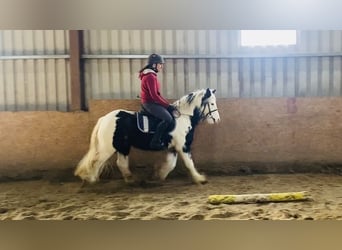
[74,116,103,181]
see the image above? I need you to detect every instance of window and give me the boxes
[240,30,297,47]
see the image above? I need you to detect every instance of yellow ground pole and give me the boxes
[208,191,311,204]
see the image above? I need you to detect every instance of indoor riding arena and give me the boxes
[1,30,342,220]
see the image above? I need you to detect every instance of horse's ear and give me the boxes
[201,88,212,103]
[203,88,212,99]
[212,89,216,94]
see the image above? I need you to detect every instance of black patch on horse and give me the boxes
[183,107,202,153]
[186,93,195,104]
[112,111,174,155]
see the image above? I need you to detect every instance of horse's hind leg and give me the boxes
[156,151,178,181]
[78,151,114,184]
[87,146,115,183]
[75,116,116,183]
[116,153,134,183]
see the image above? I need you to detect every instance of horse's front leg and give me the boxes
[116,153,134,183]
[179,151,207,184]
[156,151,178,181]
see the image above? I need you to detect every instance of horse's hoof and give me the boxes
[124,175,135,184]
[194,175,207,185]
[80,181,88,188]
[141,180,164,188]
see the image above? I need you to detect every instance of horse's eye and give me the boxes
[211,103,214,106]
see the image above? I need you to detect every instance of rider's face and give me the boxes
[157,63,164,71]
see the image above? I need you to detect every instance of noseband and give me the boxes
[200,102,219,122]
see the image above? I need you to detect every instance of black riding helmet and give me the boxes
[148,53,165,65]
[139,53,165,74]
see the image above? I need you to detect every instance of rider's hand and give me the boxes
[167,105,177,113]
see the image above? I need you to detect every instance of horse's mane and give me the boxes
[175,89,206,107]
[173,89,206,112]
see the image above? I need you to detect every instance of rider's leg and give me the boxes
[142,103,173,150]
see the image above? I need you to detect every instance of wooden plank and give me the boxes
[69,30,85,111]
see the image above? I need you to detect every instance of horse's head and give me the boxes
[175,88,220,124]
[198,88,220,124]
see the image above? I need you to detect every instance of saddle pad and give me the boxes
[136,113,156,133]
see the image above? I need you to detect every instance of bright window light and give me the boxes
[241,30,297,47]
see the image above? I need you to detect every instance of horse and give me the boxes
[74,88,220,185]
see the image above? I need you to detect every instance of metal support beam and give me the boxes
[69,30,86,111]
[82,52,342,59]
[0,55,69,60]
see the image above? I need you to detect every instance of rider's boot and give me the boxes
[150,121,170,150]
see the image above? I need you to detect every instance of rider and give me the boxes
[139,53,176,150]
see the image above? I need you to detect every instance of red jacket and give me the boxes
[139,69,169,108]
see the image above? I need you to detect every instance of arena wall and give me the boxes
[1,97,342,180]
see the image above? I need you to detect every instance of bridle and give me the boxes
[172,98,219,122]
[200,101,219,123]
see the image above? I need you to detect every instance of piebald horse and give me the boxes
[74,88,220,184]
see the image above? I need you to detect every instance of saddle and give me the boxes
[136,108,161,134]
